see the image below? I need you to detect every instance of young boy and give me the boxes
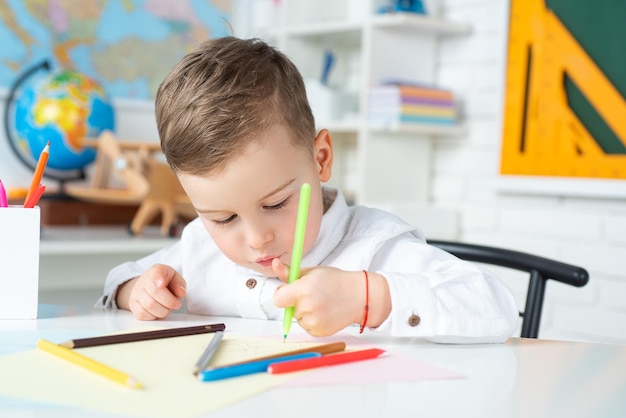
[97,37,518,343]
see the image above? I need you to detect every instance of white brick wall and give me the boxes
[434,0,626,343]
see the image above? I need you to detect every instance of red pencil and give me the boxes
[267,348,385,374]
[23,183,45,208]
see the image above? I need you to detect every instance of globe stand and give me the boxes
[35,177,85,200]
[3,59,96,196]
[32,167,88,197]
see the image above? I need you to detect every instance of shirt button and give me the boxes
[408,314,421,327]
[246,278,257,289]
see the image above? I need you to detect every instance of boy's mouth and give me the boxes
[255,256,279,268]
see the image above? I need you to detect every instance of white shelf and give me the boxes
[275,13,470,46]
[368,122,468,137]
[40,226,177,255]
[283,21,362,39]
[249,1,471,209]
[370,13,472,36]
[278,13,471,38]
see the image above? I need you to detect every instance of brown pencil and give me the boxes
[60,323,226,349]
[222,341,347,368]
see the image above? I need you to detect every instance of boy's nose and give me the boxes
[246,224,274,249]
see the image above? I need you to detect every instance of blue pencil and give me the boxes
[197,352,320,382]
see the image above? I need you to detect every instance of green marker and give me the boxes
[282,182,311,341]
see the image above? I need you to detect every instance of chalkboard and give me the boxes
[549,0,626,154]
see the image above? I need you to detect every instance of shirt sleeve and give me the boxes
[369,235,520,343]
[94,241,183,309]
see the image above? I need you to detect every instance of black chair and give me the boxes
[428,240,589,338]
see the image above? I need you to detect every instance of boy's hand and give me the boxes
[272,259,366,337]
[117,264,186,320]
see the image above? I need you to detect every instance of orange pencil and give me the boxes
[24,183,45,208]
[24,142,50,204]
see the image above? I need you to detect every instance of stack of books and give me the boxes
[367,81,457,127]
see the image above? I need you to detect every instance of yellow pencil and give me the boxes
[37,339,142,389]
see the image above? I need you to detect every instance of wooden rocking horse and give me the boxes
[65,131,196,236]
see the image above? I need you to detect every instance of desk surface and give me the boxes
[1,305,624,418]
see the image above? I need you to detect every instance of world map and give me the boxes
[0,0,231,100]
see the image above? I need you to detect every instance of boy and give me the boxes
[97,37,518,343]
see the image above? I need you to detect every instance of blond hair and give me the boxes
[155,37,315,175]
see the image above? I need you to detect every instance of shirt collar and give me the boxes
[300,186,349,267]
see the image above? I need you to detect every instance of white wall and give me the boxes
[434,0,626,344]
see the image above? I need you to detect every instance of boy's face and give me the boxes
[177,124,333,277]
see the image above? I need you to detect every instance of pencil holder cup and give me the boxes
[0,206,40,319]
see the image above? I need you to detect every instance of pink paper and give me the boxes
[275,334,464,387]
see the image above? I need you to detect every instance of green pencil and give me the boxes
[282,182,311,341]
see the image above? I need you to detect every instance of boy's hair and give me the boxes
[155,36,316,175]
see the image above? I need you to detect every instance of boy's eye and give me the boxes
[264,196,291,211]
[213,214,237,225]
[209,196,291,226]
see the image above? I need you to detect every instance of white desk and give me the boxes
[1,305,624,418]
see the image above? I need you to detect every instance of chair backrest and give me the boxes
[428,240,589,338]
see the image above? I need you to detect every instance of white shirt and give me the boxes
[96,188,519,343]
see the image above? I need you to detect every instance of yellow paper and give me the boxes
[0,331,325,417]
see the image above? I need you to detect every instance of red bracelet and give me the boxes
[359,270,369,334]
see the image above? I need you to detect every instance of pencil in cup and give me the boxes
[37,339,142,389]
[0,179,8,207]
[23,183,45,208]
[24,141,49,205]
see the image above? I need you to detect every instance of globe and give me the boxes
[12,70,115,171]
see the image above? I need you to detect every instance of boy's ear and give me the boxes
[313,129,333,182]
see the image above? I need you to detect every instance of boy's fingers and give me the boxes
[273,282,298,309]
[272,258,290,283]
[168,275,187,298]
[130,295,160,320]
[148,264,185,296]
[272,259,311,284]
[151,284,182,310]
[135,296,170,319]
[141,265,184,311]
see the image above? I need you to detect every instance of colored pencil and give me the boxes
[221,341,346,368]
[37,339,142,389]
[198,352,321,382]
[60,323,226,349]
[267,348,385,374]
[24,142,49,205]
[193,330,224,375]
[283,183,311,341]
[23,183,45,208]
[0,179,7,207]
